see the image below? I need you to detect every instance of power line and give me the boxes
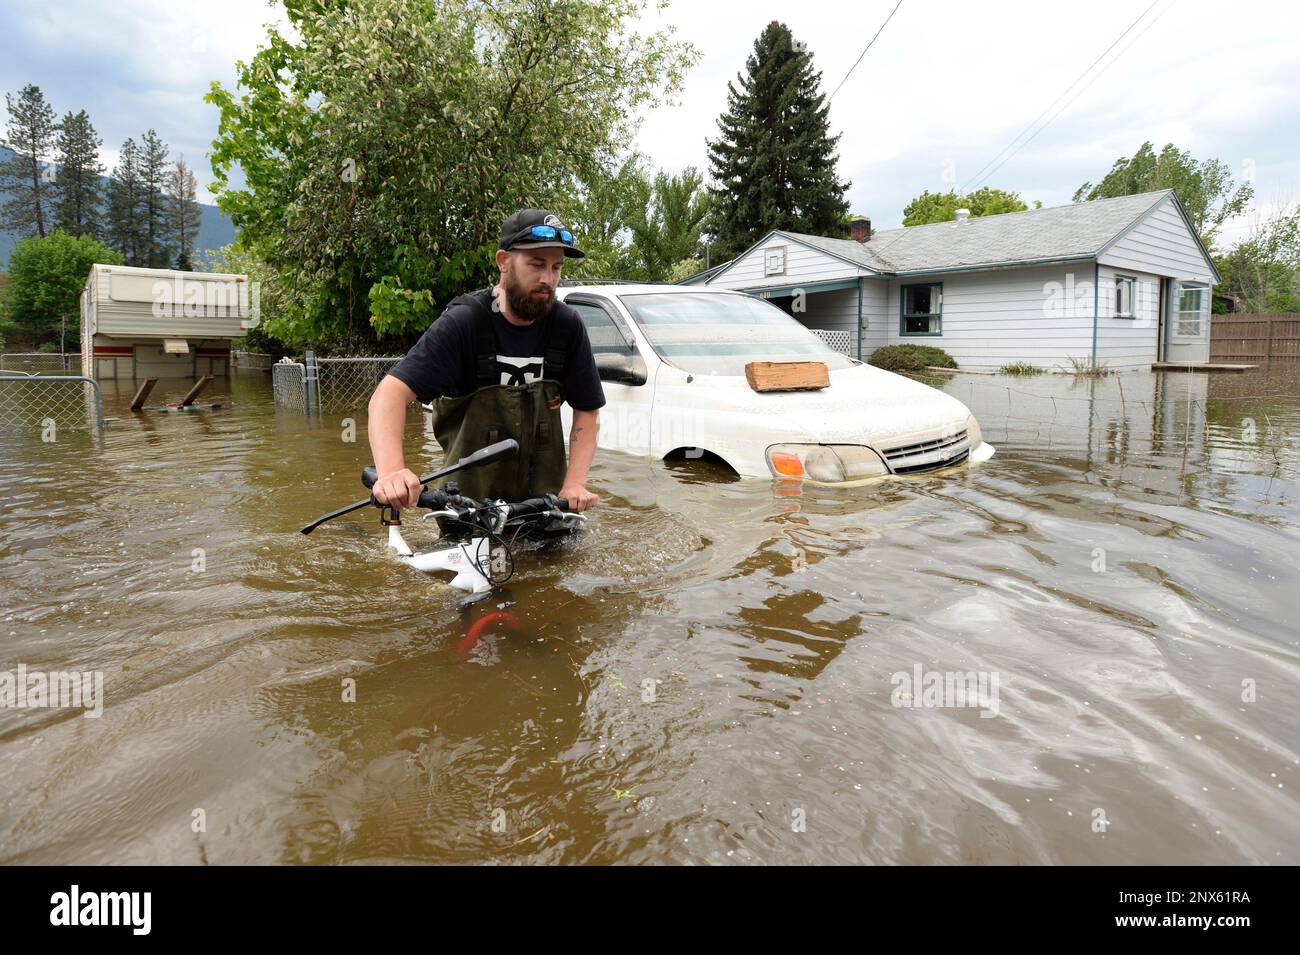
[958,0,1164,195]
[828,0,905,102]
[968,0,1174,193]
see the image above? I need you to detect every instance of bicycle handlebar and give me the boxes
[359,466,572,521]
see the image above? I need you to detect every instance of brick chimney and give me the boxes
[850,215,871,243]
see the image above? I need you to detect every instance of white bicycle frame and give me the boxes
[384,503,586,594]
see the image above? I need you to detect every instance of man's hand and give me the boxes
[372,468,424,510]
[559,484,598,513]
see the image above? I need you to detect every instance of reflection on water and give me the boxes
[1,366,1298,864]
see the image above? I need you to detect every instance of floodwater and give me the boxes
[1,365,1298,865]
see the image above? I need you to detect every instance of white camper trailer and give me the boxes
[79,264,253,380]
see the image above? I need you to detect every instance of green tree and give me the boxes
[106,138,145,264]
[627,166,711,280]
[1073,141,1253,249]
[557,154,651,281]
[705,22,850,262]
[0,230,122,350]
[167,156,203,270]
[902,186,1040,225]
[1215,203,1300,313]
[138,129,171,267]
[206,0,696,347]
[53,109,105,238]
[0,84,59,238]
[200,243,295,357]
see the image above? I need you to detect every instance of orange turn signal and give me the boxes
[770,452,805,477]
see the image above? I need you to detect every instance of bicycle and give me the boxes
[301,439,587,593]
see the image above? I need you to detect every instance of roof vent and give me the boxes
[954,208,970,224]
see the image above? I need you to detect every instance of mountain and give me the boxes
[0,145,236,270]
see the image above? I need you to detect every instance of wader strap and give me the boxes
[466,289,571,389]
[543,310,571,383]
[469,295,497,388]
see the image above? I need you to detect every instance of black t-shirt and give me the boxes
[388,288,606,411]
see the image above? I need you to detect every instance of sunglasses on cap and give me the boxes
[506,224,575,247]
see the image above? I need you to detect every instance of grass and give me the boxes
[1067,356,1112,377]
[868,344,957,375]
[999,361,1043,376]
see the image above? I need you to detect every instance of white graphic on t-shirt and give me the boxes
[496,355,544,387]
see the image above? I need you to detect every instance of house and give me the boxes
[684,190,1220,370]
[80,264,252,380]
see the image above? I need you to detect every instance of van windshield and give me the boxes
[617,292,854,375]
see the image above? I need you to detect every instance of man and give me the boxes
[367,208,605,515]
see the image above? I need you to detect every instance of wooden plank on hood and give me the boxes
[745,360,830,392]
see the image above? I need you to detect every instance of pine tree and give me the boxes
[705,22,850,262]
[107,138,145,265]
[138,129,171,267]
[0,84,59,238]
[54,109,105,238]
[166,155,203,270]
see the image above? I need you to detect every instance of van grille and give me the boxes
[881,429,969,474]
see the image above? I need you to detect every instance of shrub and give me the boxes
[868,344,957,374]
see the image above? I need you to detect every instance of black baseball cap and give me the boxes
[499,208,585,259]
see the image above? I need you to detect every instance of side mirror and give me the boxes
[595,351,648,386]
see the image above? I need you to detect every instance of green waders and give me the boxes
[425,292,574,507]
[428,379,568,503]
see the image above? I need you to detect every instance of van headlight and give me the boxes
[765,444,888,484]
[964,414,983,448]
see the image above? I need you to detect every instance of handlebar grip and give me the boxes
[362,466,448,510]
[417,487,449,510]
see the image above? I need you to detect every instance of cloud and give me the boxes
[2,0,1295,247]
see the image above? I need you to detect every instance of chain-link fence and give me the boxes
[272,360,308,411]
[0,375,104,432]
[811,329,854,356]
[232,349,274,371]
[0,353,77,375]
[272,355,405,414]
[316,357,402,412]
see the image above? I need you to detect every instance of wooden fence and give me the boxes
[1210,313,1300,361]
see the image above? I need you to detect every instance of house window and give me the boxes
[1115,276,1135,318]
[900,283,942,335]
[1176,284,1207,336]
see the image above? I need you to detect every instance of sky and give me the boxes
[2,0,1297,249]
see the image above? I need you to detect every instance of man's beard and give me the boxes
[504,271,554,322]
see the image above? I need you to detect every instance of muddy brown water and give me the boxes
[1,366,1298,864]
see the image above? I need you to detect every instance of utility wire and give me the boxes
[828,0,905,102]
[958,0,1165,194]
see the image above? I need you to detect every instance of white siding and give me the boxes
[1098,195,1215,282]
[880,265,1098,371]
[861,280,889,355]
[705,233,866,289]
[87,265,251,339]
[1094,266,1162,368]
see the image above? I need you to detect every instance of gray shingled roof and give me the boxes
[777,190,1175,275]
